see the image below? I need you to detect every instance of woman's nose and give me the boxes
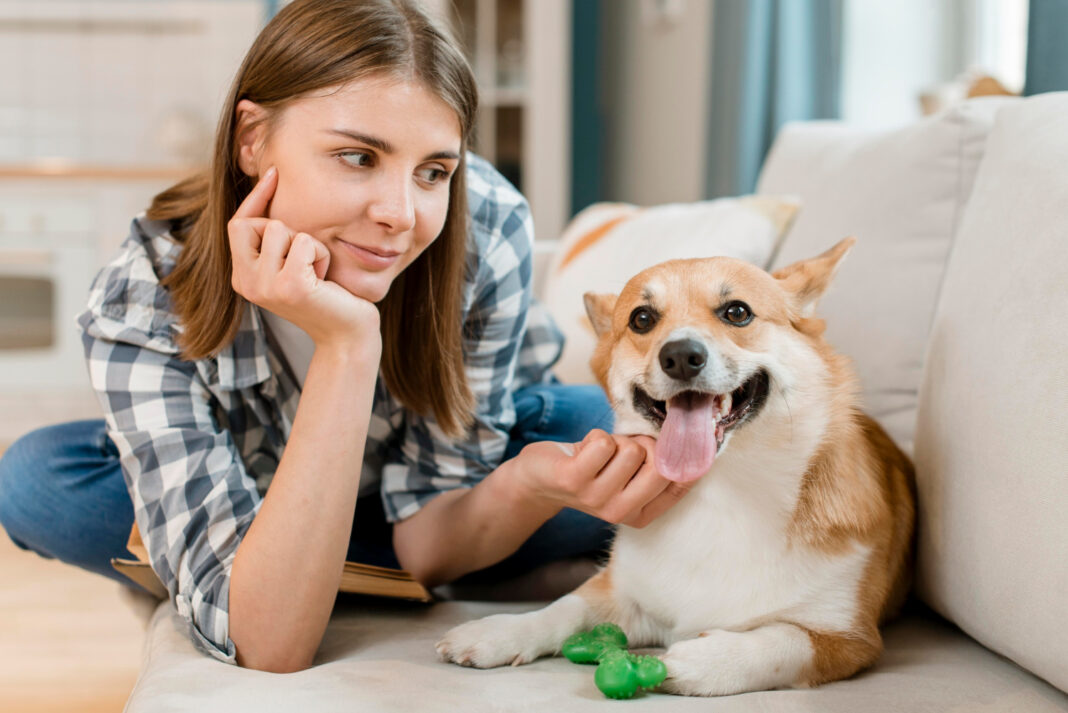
[367,172,416,233]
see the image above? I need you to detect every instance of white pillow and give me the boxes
[543,197,799,385]
[914,91,1068,694]
[756,97,1018,454]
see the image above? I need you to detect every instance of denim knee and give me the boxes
[0,420,133,574]
[0,428,51,550]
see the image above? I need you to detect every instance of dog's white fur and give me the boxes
[437,239,915,696]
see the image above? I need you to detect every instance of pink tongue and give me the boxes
[655,392,717,483]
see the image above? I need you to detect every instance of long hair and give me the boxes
[149,0,478,436]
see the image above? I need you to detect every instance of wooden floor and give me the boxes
[0,522,147,712]
[0,401,147,713]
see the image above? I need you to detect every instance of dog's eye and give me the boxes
[722,301,753,326]
[628,307,657,334]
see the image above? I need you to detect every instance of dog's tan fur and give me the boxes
[438,238,916,695]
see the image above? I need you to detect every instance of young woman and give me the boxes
[0,0,690,673]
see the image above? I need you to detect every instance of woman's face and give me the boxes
[238,76,462,303]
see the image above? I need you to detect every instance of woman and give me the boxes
[0,0,689,673]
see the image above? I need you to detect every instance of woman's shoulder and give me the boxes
[76,215,185,354]
[464,153,534,262]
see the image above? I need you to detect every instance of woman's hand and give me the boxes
[511,430,693,529]
[228,166,381,353]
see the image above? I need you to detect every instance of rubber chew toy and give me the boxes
[561,623,667,699]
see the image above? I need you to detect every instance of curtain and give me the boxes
[705,0,843,198]
[1023,0,1068,96]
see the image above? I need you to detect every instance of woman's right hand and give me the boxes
[511,430,694,529]
[228,166,382,353]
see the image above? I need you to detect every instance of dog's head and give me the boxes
[583,237,855,484]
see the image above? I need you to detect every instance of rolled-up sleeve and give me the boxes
[380,164,537,523]
[83,331,259,664]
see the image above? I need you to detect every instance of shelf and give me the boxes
[0,161,200,180]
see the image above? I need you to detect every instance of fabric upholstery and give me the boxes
[913,91,1068,694]
[756,97,1016,454]
[124,599,1068,712]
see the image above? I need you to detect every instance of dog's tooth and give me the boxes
[720,394,732,419]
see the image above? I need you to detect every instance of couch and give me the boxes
[121,92,1068,712]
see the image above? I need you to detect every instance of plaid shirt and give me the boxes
[77,155,563,664]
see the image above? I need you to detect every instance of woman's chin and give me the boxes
[329,270,393,304]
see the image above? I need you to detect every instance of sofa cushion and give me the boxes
[124,599,1068,712]
[913,91,1068,694]
[756,97,1016,454]
[542,197,798,385]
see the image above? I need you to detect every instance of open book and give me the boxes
[111,524,433,603]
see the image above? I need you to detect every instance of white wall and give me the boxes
[0,0,263,166]
[840,0,951,130]
[840,0,1029,130]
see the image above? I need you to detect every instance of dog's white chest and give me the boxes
[612,472,870,639]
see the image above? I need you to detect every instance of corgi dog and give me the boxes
[437,238,916,696]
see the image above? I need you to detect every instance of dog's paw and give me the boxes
[436,613,549,669]
[659,635,734,697]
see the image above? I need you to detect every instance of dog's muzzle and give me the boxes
[658,339,708,382]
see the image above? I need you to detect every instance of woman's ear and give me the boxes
[234,99,268,177]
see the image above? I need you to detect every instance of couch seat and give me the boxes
[125,598,1068,712]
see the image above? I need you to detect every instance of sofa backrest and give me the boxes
[913,91,1068,694]
[756,97,1016,454]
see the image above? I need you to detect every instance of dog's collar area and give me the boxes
[632,369,770,433]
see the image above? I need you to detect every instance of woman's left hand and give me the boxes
[509,430,694,529]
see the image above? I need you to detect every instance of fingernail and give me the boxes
[264,166,277,179]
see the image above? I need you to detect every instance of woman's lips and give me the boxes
[337,239,401,270]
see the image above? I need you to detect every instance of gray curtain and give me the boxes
[1023,0,1068,96]
[705,0,843,198]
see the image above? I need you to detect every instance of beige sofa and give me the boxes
[122,93,1068,712]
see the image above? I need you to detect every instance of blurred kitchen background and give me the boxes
[2,1,1067,711]
[0,0,1061,448]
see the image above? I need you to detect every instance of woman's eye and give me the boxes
[722,301,753,326]
[417,166,451,184]
[628,307,657,334]
[338,151,374,168]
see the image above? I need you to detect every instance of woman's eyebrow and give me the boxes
[324,128,460,161]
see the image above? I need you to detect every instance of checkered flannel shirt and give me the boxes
[77,154,564,663]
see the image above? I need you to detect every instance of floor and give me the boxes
[0,523,147,712]
[0,392,147,713]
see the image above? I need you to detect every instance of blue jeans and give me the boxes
[0,383,615,589]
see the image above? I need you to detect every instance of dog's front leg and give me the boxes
[661,622,870,696]
[437,569,620,668]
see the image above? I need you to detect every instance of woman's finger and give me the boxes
[281,233,331,281]
[613,459,670,518]
[568,430,618,484]
[623,481,691,528]
[233,165,278,220]
[228,217,270,264]
[584,435,647,506]
[259,220,294,271]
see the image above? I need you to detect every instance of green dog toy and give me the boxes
[561,623,667,699]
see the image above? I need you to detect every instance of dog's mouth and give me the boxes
[632,369,770,483]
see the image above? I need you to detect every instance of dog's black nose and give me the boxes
[659,339,708,381]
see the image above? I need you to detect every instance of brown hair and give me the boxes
[149,0,478,436]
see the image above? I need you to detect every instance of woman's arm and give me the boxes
[225,167,383,672]
[229,335,379,673]
[393,430,691,587]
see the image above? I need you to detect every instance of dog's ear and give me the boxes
[772,237,855,317]
[583,292,617,337]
